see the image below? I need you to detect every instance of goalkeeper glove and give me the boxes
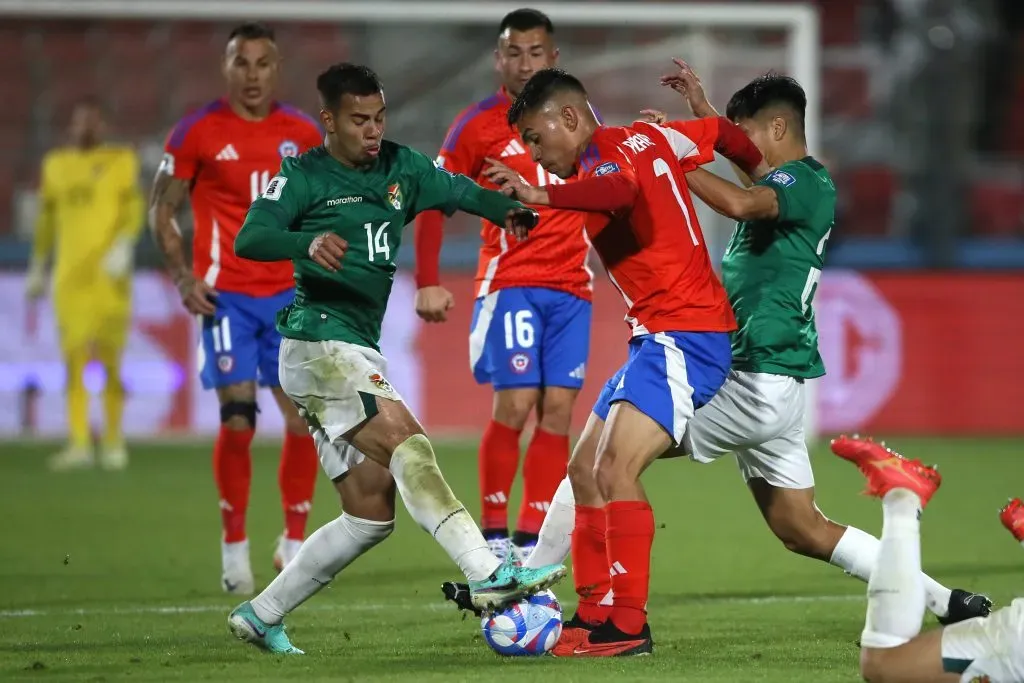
[102,236,135,279]
[25,260,46,299]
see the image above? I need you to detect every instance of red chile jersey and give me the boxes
[433,88,593,300]
[572,120,737,336]
[161,99,322,296]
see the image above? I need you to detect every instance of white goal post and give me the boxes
[0,0,822,442]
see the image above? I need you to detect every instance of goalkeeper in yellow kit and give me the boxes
[25,99,144,471]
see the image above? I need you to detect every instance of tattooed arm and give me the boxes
[148,171,217,316]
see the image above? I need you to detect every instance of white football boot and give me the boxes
[272,535,303,572]
[221,540,255,595]
[48,445,94,472]
[99,443,128,471]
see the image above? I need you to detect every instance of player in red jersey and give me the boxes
[414,9,592,562]
[486,68,768,656]
[149,23,324,595]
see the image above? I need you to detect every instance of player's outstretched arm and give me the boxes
[148,171,217,316]
[684,167,779,222]
[411,155,538,240]
[483,157,638,214]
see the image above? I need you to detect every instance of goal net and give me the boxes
[0,0,821,439]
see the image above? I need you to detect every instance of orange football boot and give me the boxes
[564,620,653,657]
[550,614,598,657]
[830,434,941,506]
[1000,498,1024,543]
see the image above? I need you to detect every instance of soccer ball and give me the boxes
[481,590,563,656]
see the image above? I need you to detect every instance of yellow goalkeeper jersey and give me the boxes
[33,144,144,292]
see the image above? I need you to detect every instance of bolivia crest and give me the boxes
[387,183,402,211]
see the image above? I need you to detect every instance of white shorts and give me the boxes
[685,370,813,489]
[942,598,1024,683]
[279,338,403,479]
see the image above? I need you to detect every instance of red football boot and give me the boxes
[565,620,653,657]
[1000,498,1024,543]
[550,614,599,657]
[830,435,941,507]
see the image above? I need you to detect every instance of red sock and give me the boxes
[279,431,319,541]
[572,505,612,625]
[605,500,655,635]
[213,426,254,543]
[479,420,522,532]
[516,428,569,535]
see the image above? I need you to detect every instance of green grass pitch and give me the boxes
[1,437,1021,681]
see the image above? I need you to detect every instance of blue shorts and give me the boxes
[468,287,591,390]
[593,331,732,445]
[198,288,295,390]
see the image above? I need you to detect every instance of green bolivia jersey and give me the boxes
[720,156,836,379]
[240,142,518,351]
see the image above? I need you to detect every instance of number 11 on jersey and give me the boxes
[250,170,270,203]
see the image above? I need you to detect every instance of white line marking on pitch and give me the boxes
[0,594,865,619]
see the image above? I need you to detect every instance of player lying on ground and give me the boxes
[442,64,991,651]
[832,435,1023,683]
[478,67,775,657]
[149,22,323,593]
[27,98,144,472]
[414,7,592,565]
[221,63,565,654]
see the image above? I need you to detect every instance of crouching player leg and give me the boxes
[228,337,567,654]
[833,435,1024,683]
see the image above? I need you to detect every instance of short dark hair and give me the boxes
[316,63,383,111]
[508,68,586,126]
[725,72,806,132]
[227,22,275,44]
[498,8,554,36]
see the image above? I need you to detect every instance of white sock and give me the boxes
[389,434,500,582]
[251,514,393,624]
[860,489,926,648]
[525,476,575,569]
[830,525,952,618]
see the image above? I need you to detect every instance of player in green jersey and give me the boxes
[663,64,989,624]
[224,63,565,654]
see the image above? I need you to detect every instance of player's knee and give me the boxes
[567,450,595,489]
[593,453,623,501]
[538,392,574,435]
[492,390,538,431]
[284,413,308,436]
[221,401,258,430]
[859,647,891,683]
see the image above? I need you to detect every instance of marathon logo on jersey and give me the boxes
[768,170,796,187]
[387,184,403,211]
[158,153,175,175]
[262,176,287,201]
[327,196,363,207]
[279,140,299,158]
[217,355,234,373]
[594,161,620,176]
[368,372,394,393]
[510,353,530,374]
